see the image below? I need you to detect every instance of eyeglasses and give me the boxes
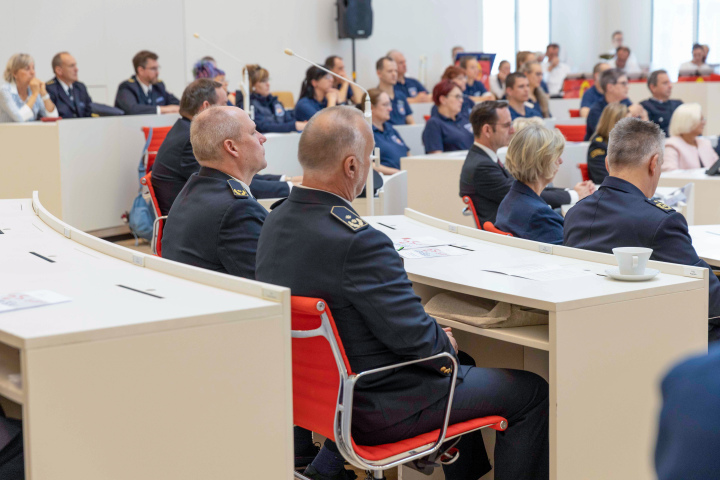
[616,81,628,86]
[448,94,464,100]
[489,121,513,129]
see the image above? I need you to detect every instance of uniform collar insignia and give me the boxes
[330,206,368,232]
[227,179,249,198]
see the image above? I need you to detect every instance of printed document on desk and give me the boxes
[0,290,71,313]
[399,245,470,259]
[482,263,596,282]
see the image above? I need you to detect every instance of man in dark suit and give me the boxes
[564,117,720,340]
[460,101,593,224]
[152,79,297,215]
[0,408,23,479]
[114,51,180,115]
[161,106,268,279]
[46,52,93,119]
[257,106,549,480]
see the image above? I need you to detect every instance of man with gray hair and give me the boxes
[161,105,268,279]
[257,106,550,480]
[564,117,720,340]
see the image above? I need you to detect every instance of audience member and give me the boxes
[489,60,511,99]
[542,43,571,96]
[608,31,640,72]
[451,46,464,63]
[422,80,473,153]
[495,123,566,244]
[161,106,268,279]
[46,52,92,119]
[640,70,683,136]
[579,62,611,117]
[611,46,641,74]
[459,101,590,223]
[376,56,414,125]
[436,66,476,118]
[587,102,629,184]
[387,50,431,103]
[256,105,550,480]
[244,64,306,133]
[679,43,713,75]
[585,68,646,141]
[566,117,720,340]
[520,61,551,118]
[516,51,549,93]
[152,79,294,216]
[295,66,338,121]
[459,56,494,100]
[193,58,234,106]
[505,73,542,120]
[115,51,180,115]
[323,55,362,105]
[362,88,409,174]
[0,53,58,123]
[663,103,718,171]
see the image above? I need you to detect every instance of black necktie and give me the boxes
[146,87,153,104]
[67,86,74,100]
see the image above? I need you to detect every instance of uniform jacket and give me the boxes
[114,75,179,115]
[494,180,564,245]
[640,98,682,137]
[46,77,93,118]
[250,92,297,133]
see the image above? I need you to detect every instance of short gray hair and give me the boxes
[599,68,625,92]
[190,106,242,162]
[607,117,665,170]
[298,106,370,171]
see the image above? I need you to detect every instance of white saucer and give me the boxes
[605,267,660,281]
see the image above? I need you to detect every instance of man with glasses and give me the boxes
[115,50,180,115]
[460,101,592,224]
[585,68,646,140]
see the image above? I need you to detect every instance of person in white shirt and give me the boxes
[611,47,641,75]
[608,31,641,73]
[679,44,713,75]
[0,53,58,123]
[542,43,571,96]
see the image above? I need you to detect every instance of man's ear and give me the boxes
[648,153,659,175]
[344,155,358,178]
[223,139,240,158]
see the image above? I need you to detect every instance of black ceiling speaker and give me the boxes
[337,0,373,39]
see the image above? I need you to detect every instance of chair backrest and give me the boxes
[555,124,586,142]
[273,91,295,108]
[577,163,590,182]
[140,171,165,256]
[462,196,482,229]
[569,109,580,118]
[291,297,353,442]
[482,221,513,236]
[141,126,173,172]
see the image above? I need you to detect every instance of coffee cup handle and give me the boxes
[632,255,638,268]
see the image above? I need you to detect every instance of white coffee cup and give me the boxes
[612,247,653,275]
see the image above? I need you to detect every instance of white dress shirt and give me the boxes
[542,61,571,96]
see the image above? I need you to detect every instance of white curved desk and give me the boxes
[0,195,293,480]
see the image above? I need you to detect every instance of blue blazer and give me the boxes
[46,77,93,118]
[495,180,564,244]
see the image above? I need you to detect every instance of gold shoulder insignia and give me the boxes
[651,199,674,212]
[589,148,606,159]
[47,79,55,85]
[227,179,249,199]
[128,77,135,83]
[595,136,603,142]
[330,206,368,232]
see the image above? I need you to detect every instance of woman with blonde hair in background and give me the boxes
[520,61,551,118]
[0,53,58,123]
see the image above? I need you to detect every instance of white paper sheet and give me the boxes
[481,263,596,281]
[399,245,471,259]
[0,290,71,314]
[392,236,448,250]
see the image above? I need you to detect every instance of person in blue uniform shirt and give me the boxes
[495,122,566,244]
[579,62,611,117]
[45,52,93,119]
[504,73,542,120]
[655,346,720,480]
[640,70,683,137]
[586,102,629,184]
[161,106,268,279]
[459,56,495,100]
[434,66,477,119]
[387,49,432,103]
[295,66,339,121]
[323,56,362,105]
[362,88,409,174]
[422,80,473,153]
[375,56,415,125]
[114,50,180,115]
[256,105,549,480]
[564,117,720,340]
[584,68,646,141]
[152,79,296,216]
[243,64,307,133]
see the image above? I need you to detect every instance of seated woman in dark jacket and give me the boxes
[494,123,566,244]
[587,102,629,184]
[243,64,306,133]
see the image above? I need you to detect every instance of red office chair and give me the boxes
[140,172,166,256]
[141,126,173,173]
[555,124,586,142]
[461,196,482,229]
[577,163,590,182]
[568,109,580,118]
[291,297,508,479]
[482,222,513,236]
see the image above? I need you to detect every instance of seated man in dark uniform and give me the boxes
[152,79,297,216]
[459,101,592,225]
[257,106,550,480]
[565,117,720,341]
[640,70,683,137]
[115,50,180,115]
[161,106,268,279]
[46,52,93,119]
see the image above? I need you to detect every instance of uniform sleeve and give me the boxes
[416,79,428,94]
[580,89,595,110]
[115,84,156,115]
[294,99,315,121]
[217,202,266,280]
[0,88,34,122]
[422,120,444,153]
[662,144,680,171]
[342,229,455,371]
[248,177,290,199]
[254,109,296,133]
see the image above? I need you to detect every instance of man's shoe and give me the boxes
[302,464,358,480]
[295,443,321,470]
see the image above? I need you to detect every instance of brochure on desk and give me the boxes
[0,290,71,314]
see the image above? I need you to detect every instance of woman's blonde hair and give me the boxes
[505,123,566,184]
[668,103,703,136]
[519,61,550,118]
[594,102,629,139]
[4,53,33,83]
[512,116,544,132]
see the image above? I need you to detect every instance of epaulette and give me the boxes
[47,79,55,85]
[128,77,135,83]
[648,198,674,213]
[227,179,249,199]
[269,198,287,210]
[330,206,368,232]
[589,148,606,159]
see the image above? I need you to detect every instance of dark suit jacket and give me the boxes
[256,187,458,434]
[152,117,290,215]
[459,144,571,224]
[114,75,179,115]
[495,180,564,245]
[46,77,93,118]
